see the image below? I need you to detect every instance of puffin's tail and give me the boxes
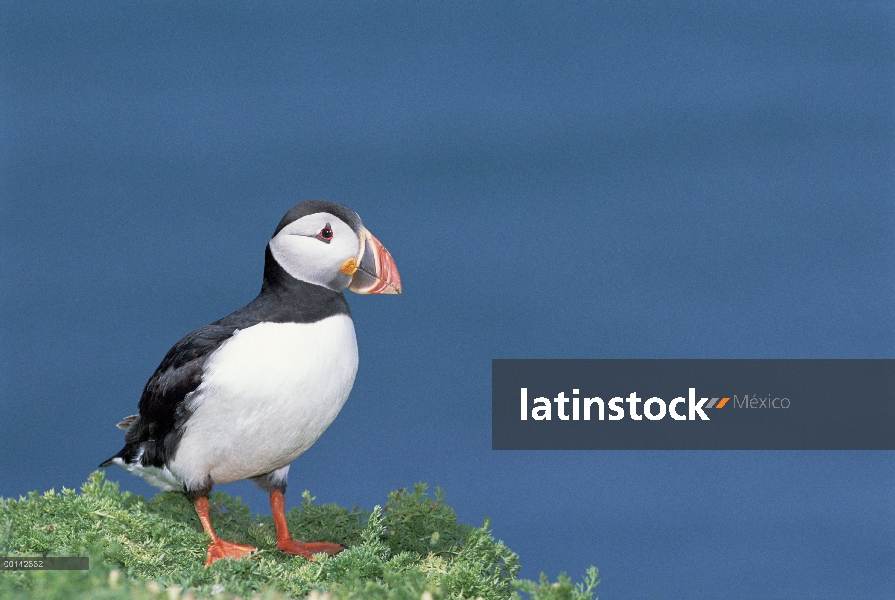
[99,445,133,468]
[99,414,140,467]
[99,456,118,468]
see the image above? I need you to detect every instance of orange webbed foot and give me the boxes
[268,489,346,560]
[205,539,257,567]
[275,539,346,560]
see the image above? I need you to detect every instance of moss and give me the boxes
[0,472,597,600]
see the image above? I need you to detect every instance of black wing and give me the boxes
[100,257,352,469]
[100,323,238,468]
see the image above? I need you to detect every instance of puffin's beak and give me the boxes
[343,229,402,294]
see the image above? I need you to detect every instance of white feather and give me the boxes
[111,453,181,491]
[168,315,358,489]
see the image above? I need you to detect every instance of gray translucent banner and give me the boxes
[492,359,895,450]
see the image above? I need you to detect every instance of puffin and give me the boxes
[100,200,401,567]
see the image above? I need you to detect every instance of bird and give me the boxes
[100,200,401,567]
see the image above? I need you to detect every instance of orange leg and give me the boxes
[194,496,256,567]
[270,489,346,559]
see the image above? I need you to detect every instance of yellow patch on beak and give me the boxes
[340,258,358,275]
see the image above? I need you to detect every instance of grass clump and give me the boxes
[0,472,598,600]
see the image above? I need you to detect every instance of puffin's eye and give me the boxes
[316,223,334,243]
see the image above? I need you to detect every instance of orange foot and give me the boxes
[276,539,346,560]
[205,539,257,567]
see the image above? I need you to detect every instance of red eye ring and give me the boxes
[316,223,334,242]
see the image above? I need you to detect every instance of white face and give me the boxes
[267,212,362,292]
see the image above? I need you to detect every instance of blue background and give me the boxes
[2,3,893,598]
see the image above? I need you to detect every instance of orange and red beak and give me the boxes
[342,229,401,295]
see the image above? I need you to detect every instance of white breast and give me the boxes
[169,315,358,488]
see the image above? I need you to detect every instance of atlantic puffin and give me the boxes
[100,200,401,566]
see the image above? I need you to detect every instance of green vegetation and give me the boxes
[0,472,598,600]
